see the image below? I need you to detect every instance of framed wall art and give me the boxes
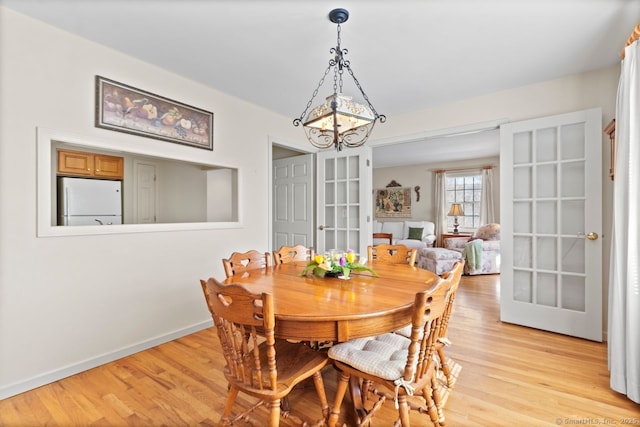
[375,187,412,218]
[95,76,213,150]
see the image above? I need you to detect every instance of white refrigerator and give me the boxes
[58,177,123,226]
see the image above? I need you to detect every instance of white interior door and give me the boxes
[272,154,314,250]
[500,108,602,341]
[134,161,157,224]
[316,146,372,257]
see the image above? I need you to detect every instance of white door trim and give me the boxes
[268,136,316,253]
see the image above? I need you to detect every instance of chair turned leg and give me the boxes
[430,374,446,425]
[361,379,373,405]
[397,395,411,426]
[328,371,350,427]
[422,383,442,427]
[221,386,239,424]
[312,371,330,419]
[437,348,453,387]
[268,398,281,427]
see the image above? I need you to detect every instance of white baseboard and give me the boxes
[0,320,212,400]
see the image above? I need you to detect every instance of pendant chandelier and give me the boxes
[293,8,386,151]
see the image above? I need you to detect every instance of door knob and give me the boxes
[319,225,325,231]
[586,232,598,240]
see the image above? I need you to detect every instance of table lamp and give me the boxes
[447,203,464,234]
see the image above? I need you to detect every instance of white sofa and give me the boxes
[372,220,436,249]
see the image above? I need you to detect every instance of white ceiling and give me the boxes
[2,0,637,166]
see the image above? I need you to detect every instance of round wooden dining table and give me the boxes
[222,261,439,343]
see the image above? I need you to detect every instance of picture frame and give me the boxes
[375,187,412,218]
[95,76,213,150]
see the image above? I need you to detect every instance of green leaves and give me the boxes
[299,261,377,277]
[349,264,378,276]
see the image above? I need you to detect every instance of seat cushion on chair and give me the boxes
[328,333,411,381]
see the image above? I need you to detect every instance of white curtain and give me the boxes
[434,171,447,242]
[479,167,496,225]
[608,38,640,404]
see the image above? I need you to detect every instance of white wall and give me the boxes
[0,7,307,398]
[207,168,237,222]
[156,158,207,223]
[0,6,619,398]
[373,156,500,225]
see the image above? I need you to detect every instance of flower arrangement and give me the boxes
[300,249,377,279]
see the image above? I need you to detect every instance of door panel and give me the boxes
[272,154,314,250]
[134,161,157,224]
[500,108,602,341]
[316,147,372,257]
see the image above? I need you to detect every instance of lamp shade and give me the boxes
[302,93,376,149]
[303,93,375,132]
[448,203,464,217]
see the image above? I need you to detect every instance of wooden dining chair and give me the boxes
[222,249,272,278]
[367,243,417,267]
[272,245,314,264]
[392,260,464,420]
[372,232,393,245]
[327,275,454,427]
[200,277,330,426]
[273,244,328,349]
[434,260,464,388]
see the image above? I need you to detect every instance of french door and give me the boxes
[500,108,603,341]
[316,146,372,257]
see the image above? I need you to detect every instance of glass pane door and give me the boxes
[501,108,602,341]
[317,147,372,256]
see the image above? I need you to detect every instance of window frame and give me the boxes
[445,170,482,233]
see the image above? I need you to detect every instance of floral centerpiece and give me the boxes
[300,249,376,279]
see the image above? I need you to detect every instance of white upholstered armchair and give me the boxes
[444,223,500,275]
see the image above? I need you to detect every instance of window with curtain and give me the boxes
[445,172,482,231]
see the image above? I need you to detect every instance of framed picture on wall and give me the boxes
[375,187,412,218]
[95,76,214,150]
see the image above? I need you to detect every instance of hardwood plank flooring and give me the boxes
[1,275,638,426]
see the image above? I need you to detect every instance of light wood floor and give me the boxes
[1,274,638,426]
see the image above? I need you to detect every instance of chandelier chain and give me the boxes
[336,24,344,94]
[293,64,332,126]
[346,66,386,122]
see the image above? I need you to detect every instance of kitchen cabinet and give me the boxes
[57,149,123,179]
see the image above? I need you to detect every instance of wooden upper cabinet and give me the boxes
[57,149,123,179]
[93,154,124,178]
